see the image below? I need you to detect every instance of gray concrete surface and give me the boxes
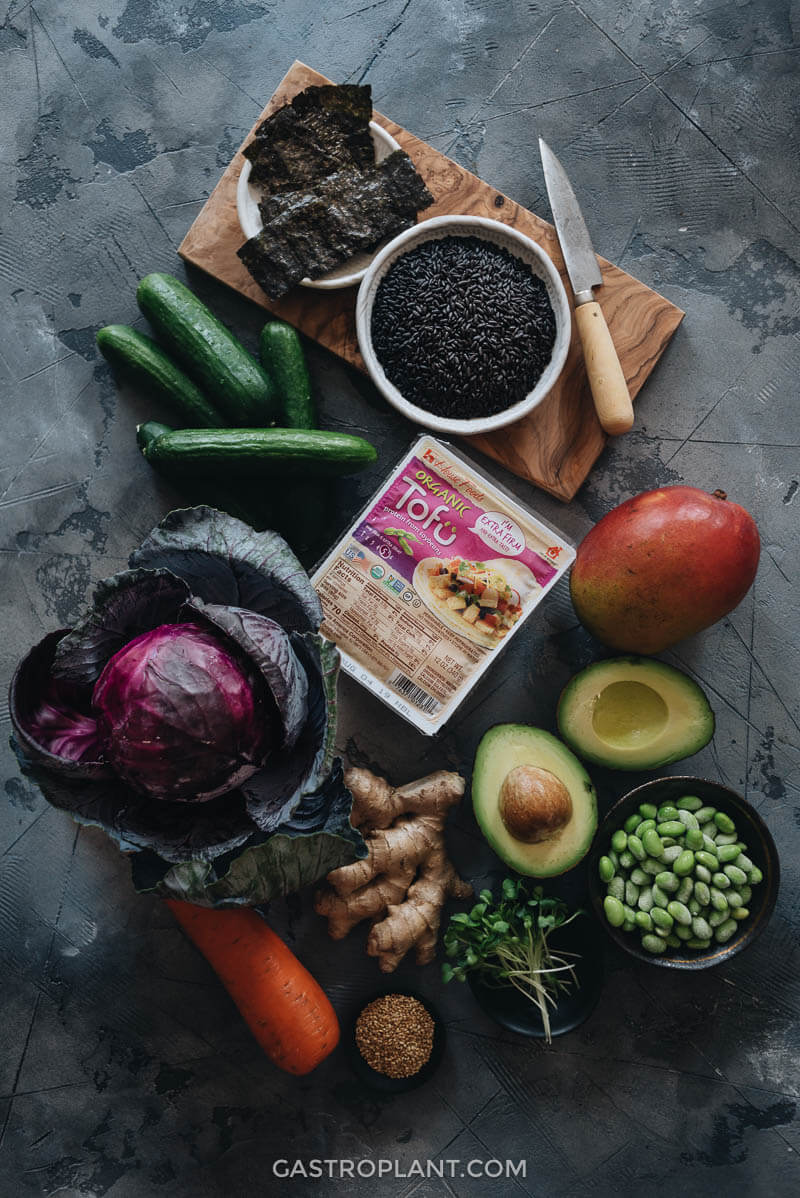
[1,2,799,1195]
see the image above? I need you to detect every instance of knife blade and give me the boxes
[539,138,634,435]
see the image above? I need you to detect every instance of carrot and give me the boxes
[166,900,340,1075]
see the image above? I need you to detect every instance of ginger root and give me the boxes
[314,767,472,972]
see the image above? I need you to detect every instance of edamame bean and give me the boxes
[651,884,670,908]
[654,924,671,939]
[709,909,728,927]
[635,819,656,838]
[676,877,693,904]
[717,844,741,863]
[688,898,701,916]
[657,820,685,837]
[692,916,712,940]
[687,938,711,949]
[651,907,673,931]
[631,867,649,886]
[714,918,737,943]
[677,795,703,811]
[642,857,663,876]
[607,876,625,901]
[655,871,680,893]
[726,890,743,909]
[731,907,749,920]
[701,835,719,854]
[695,851,718,871]
[642,934,666,954]
[599,856,616,882]
[661,838,679,848]
[714,811,736,835]
[665,934,681,948]
[611,829,628,853]
[625,881,640,906]
[638,803,658,820]
[715,832,738,846]
[700,821,718,839]
[638,888,654,913]
[619,850,635,869]
[609,849,620,868]
[724,864,748,888]
[737,854,754,873]
[739,884,752,904]
[628,835,646,861]
[604,895,625,926]
[642,829,664,858]
[748,865,763,885]
[667,900,692,926]
[635,910,653,931]
[694,881,711,907]
[624,812,641,834]
[662,845,683,864]
[710,887,729,911]
[657,805,680,821]
[685,828,704,851]
[674,850,695,877]
[622,917,636,932]
[678,810,700,830]
[694,806,716,824]
[712,872,731,890]
[675,924,693,940]
[694,864,712,884]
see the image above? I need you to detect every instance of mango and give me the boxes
[570,486,760,652]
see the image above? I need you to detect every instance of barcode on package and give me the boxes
[387,670,441,715]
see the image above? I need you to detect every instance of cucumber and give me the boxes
[143,428,377,478]
[136,420,174,451]
[259,321,315,429]
[136,274,278,426]
[97,326,226,428]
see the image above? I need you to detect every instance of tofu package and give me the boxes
[312,435,575,734]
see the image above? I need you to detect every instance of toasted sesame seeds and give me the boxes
[355,994,435,1079]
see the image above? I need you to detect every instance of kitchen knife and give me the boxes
[539,138,634,435]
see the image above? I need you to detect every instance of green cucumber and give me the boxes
[136,273,277,426]
[259,321,315,429]
[97,325,226,428]
[143,427,377,478]
[136,420,174,451]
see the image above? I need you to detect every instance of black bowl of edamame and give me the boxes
[587,777,779,969]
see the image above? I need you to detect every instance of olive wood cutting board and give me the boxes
[179,60,683,501]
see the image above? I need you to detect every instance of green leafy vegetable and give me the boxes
[442,877,582,1043]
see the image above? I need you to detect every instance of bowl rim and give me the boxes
[587,775,780,970]
[354,214,573,436]
[236,121,401,290]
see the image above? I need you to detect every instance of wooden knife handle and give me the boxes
[574,301,634,435]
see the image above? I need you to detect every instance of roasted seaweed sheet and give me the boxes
[239,151,434,300]
[237,83,434,300]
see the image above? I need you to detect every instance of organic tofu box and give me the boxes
[312,435,575,733]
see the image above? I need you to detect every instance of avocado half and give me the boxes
[557,657,715,771]
[472,725,598,877]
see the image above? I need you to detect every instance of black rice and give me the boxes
[370,235,557,421]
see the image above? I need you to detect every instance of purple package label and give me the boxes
[354,455,562,587]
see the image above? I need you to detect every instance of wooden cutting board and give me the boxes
[179,61,683,501]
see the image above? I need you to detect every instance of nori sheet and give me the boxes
[244,84,374,191]
[238,150,435,300]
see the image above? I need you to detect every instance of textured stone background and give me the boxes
[1,1,799,1195]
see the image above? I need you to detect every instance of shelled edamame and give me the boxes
[599,795,762,954]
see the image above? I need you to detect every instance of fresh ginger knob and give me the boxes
[498,766,573,844]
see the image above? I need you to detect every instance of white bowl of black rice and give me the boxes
[355,215,571,434]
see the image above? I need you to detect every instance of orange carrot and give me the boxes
[166,900,340,1075]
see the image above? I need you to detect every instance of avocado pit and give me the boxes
[498,765,573,844]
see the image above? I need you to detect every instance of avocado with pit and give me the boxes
[472,725,598,877]
[557,657,714,771]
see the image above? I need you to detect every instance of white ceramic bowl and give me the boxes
[236,121,401,291]
[355,215,572,436]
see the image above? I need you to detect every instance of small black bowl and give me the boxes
[346,987,445,1093]
[467,912,604,1038]
[587,776,780,969]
